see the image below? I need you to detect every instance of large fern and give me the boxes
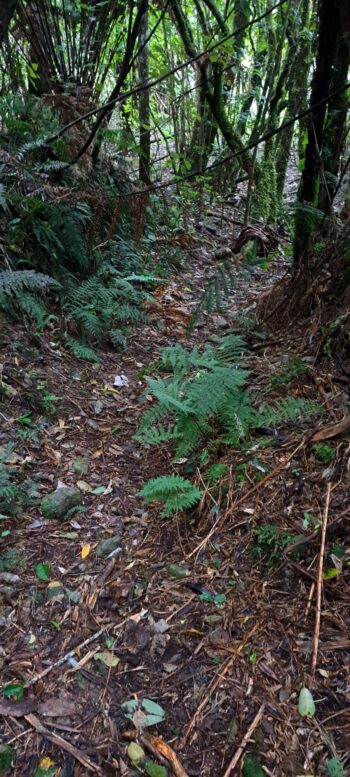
[136,340,323,515]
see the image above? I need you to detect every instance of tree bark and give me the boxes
[138,2,151,185]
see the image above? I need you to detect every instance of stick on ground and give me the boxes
[311,482,332,674]
[221,703,266,777]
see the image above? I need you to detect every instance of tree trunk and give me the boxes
[293,0,344,265]
[138,2,151,186]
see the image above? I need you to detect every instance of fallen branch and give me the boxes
[221,703,266,777]
[312,483,332,674]
[146,734,190,777]
[24,713,102,774]
[309,415,350,442]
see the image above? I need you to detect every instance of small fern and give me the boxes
[64,337,99,363]
[136,340,323,517]
[258,397,322,426]
[137,475,202,517]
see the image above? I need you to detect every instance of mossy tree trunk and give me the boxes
[275,0,312,201]
[170,0,253,183]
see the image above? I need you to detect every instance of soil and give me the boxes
[0,221,349,777]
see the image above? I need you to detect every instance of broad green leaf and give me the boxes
[0,745,15,770]
[298,687,315,717]
[325,757,344,777]
[145,761,168,777]
[122,698,166,728]
[35,563,50,582]
[323,567,340,580]
[3,683,24,700]
[242,754,265,777]
[127,742,145,765]
[94,651,120,667]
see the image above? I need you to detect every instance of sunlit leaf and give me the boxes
[81,543,91,559]
[127,742,145,766]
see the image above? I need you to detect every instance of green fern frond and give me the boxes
[73,308,103,339]
[109,328,126,347]
[16,292,47,328]
[211,334,247,362]
[137,475,202,517]
[258,397,322,426]
[0,270,59,295]
[64,337,99,363]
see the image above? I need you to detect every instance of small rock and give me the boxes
[96,534,121,558]
[40,487,82,519]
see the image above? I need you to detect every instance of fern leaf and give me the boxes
[0,270,59,295]
[138,475,202,517]
[64,337,99,363]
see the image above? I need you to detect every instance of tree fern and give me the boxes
[137,475,202,518]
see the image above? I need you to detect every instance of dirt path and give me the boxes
[0,231,349,776]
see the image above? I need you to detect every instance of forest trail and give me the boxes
[1,223,349,777]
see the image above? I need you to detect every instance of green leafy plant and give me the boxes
[324,757,344,777]
[138,475,202,518]
[312,442,334,464]
[252,524,296,566]
[269,355,308,388]
[136,340,321,517]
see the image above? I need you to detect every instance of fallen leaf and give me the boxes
[298,687,315,717]
[77,480,93,492]
[39,757,54,770]
[81,543,91,559]
[94,651,120,667]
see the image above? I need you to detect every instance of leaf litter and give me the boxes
[0,233,349,776]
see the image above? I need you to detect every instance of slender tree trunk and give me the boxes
[138,2,151,185]
[170,0,253,181]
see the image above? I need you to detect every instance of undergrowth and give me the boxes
[136,339,323,517]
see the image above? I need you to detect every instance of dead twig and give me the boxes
[187,441,304,560]
[221,703,266,777]
[24,625,108,687]
[181,623,259,745]
[312,483,332,674]
[24,713,102,774]
[145,734,190,777]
